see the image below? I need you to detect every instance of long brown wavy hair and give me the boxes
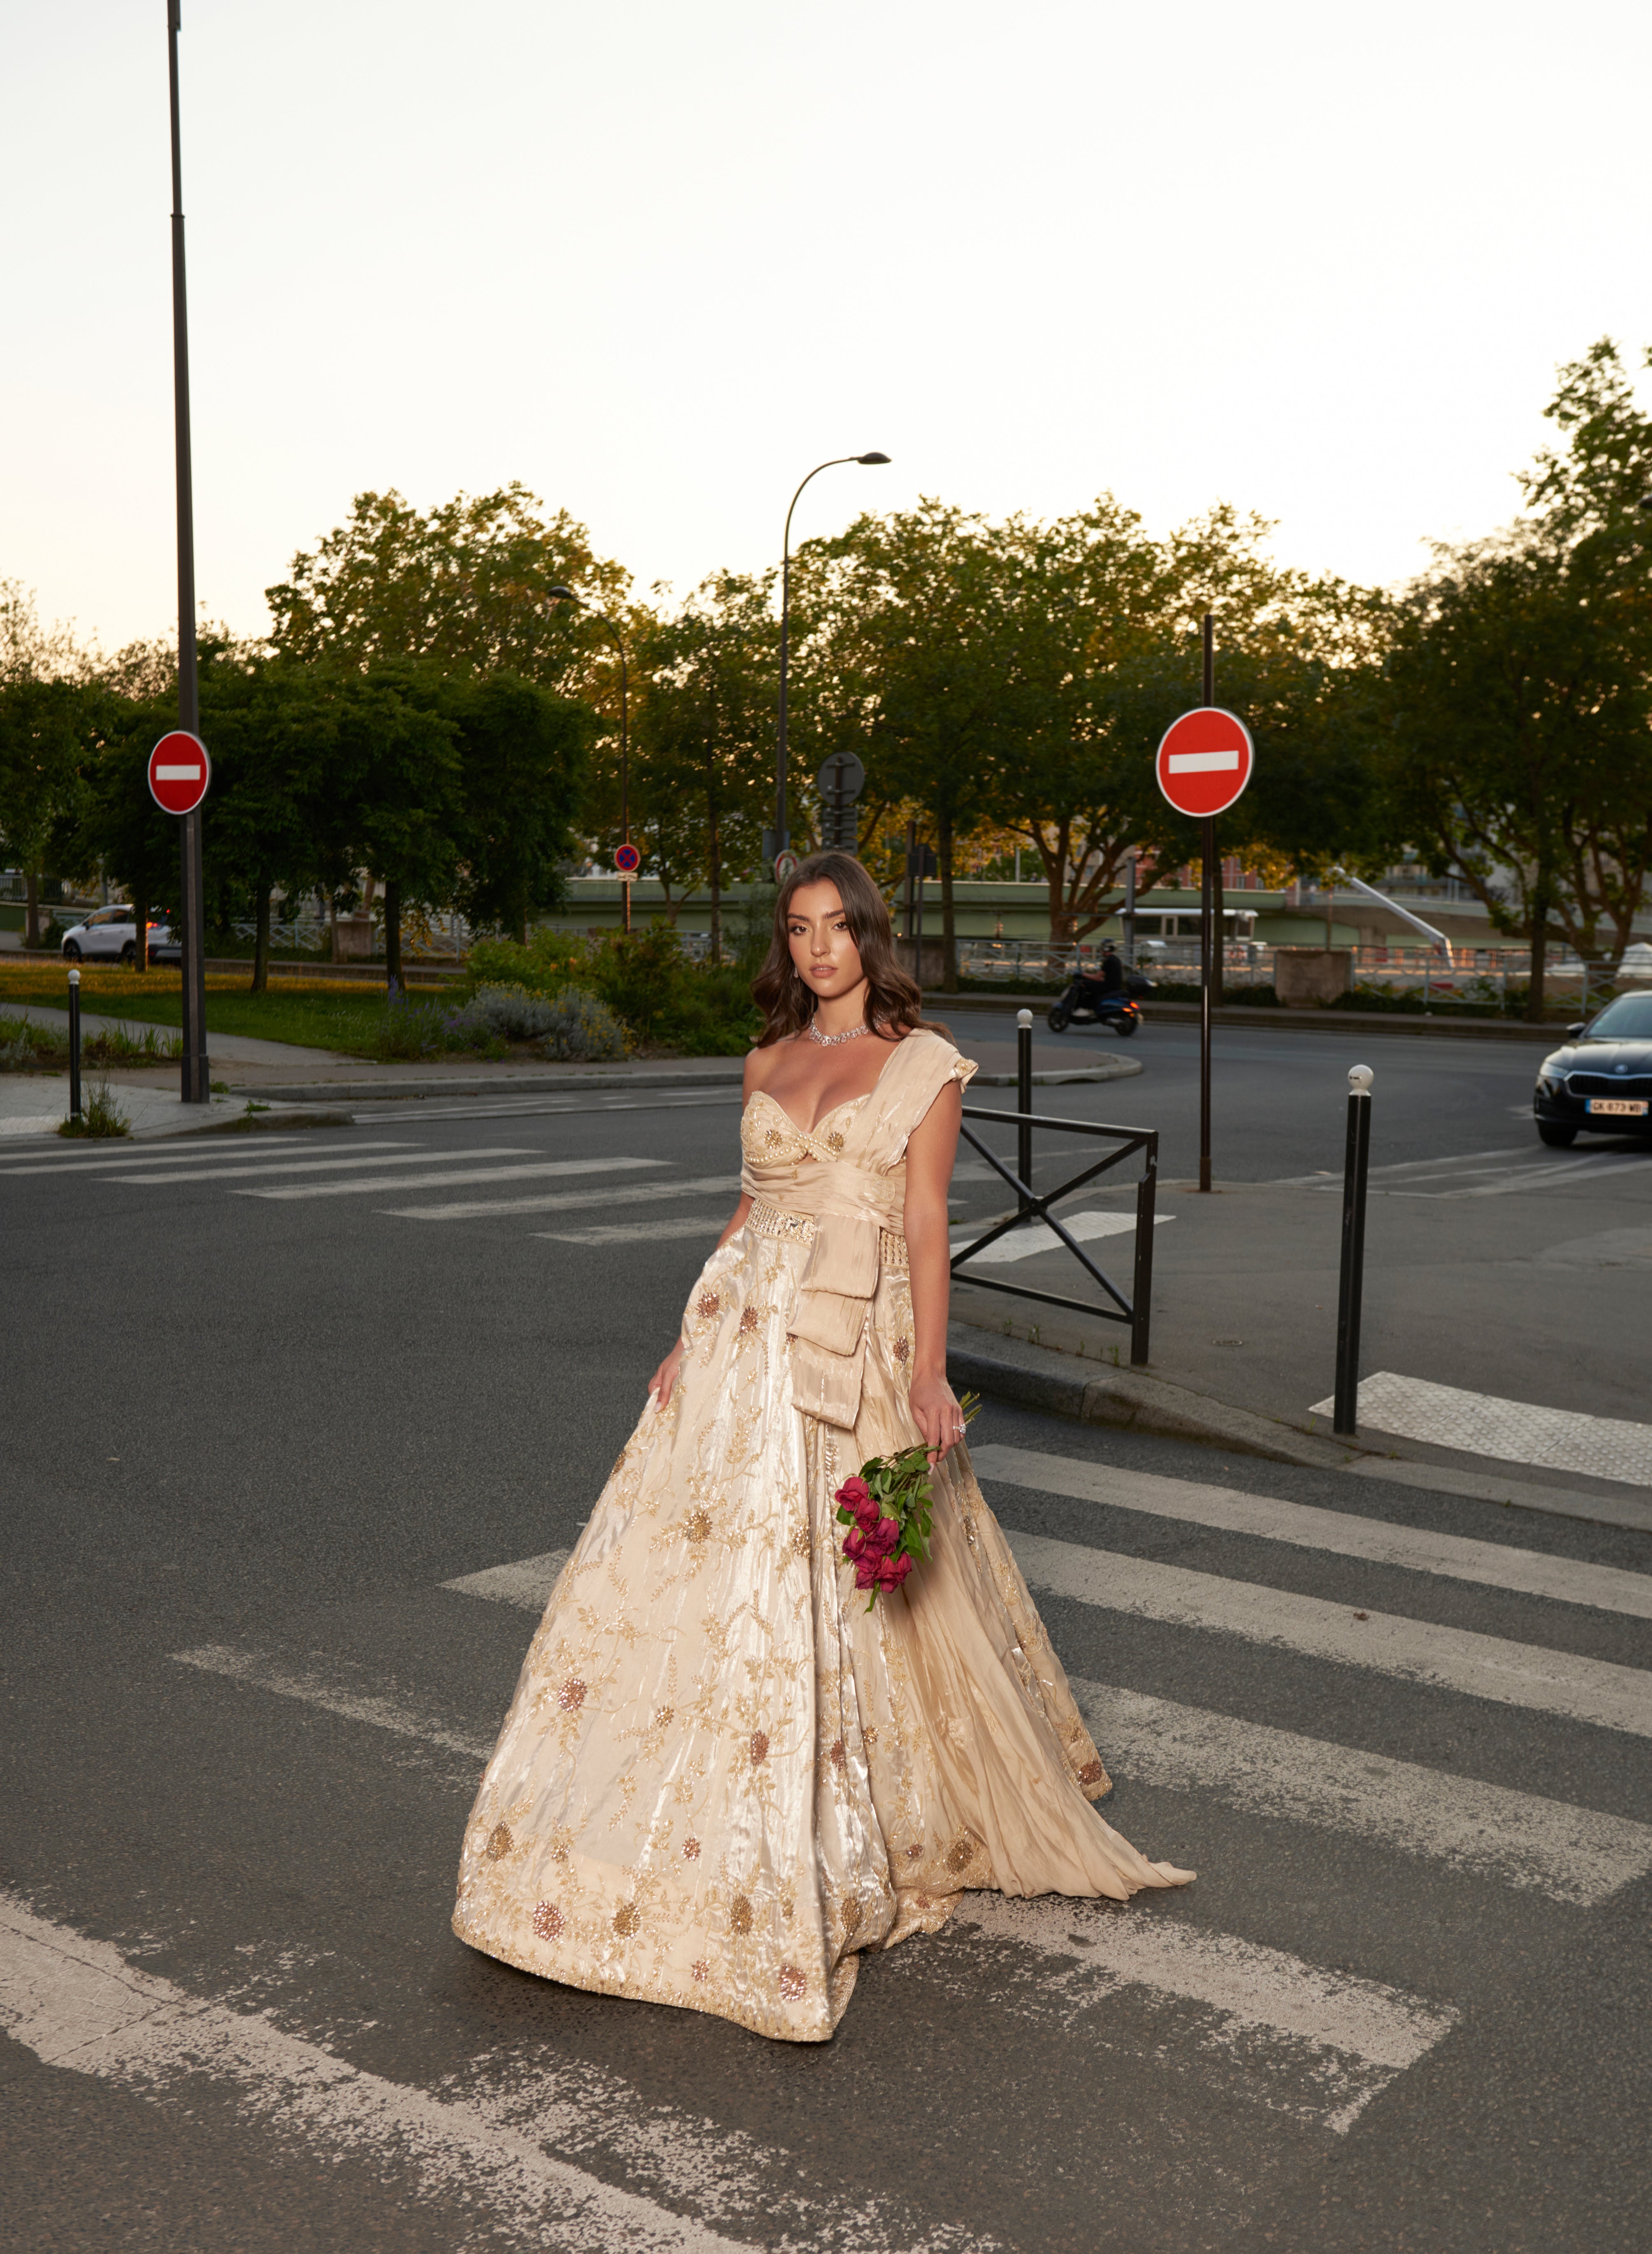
[752,852,948,1047]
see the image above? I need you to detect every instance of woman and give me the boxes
[453,852,1192,2041]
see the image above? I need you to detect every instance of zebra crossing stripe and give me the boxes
[391,1174,741,1222]
[1005,1530,1652,1738]
[162,1643,1453,2135]
[1068,1678,1652,1906]
[239,1157,668,1201]
[0,1894,852,2254]
[950,1893,1456,2134]
[102,1146,538,1186]
[972,1444,1652,1619]
[432,1546,1652,1904]
[0,1140,412,1176]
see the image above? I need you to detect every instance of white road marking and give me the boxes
[443,1548,571,1607]
[1,1893,984,2254]
[392,1173,740,1222]
[165,1637,1448,2143]
[173,1647,494,1767]
[950,1211,1173,1265]
[951,1894,1455,2135]
[539,1215,730,1244]
[103,1147,538,1186]
[1,1140,411,1175]
[972,1444,1652,1619]
[1067,1678,1652,1906]
[1003,1530,1652,1737]
[242,1157,668,1201]
[442,1547,1652,1904]
[1266,1149,1530,1189]
[1392,1156,1638,1198]
[1307,1372,1652,1489]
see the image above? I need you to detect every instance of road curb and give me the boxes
[948,1332,1358,1468]
[942,992,1567,1043]
[972,1059,1143,1087]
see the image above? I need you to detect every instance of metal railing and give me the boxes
[949,1014,1158,1363]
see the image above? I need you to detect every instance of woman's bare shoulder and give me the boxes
[743,1039,795,1098]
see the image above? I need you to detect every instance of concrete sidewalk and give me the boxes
[947,1146,1652,1525]
[0,1074,294,1140]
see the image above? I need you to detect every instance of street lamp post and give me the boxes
[550,586,632,934]
[167,1,209,1102]
[769,453,889,870]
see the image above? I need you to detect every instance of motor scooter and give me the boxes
[1046,968,1150,1035]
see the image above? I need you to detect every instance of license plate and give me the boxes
[1585,1098,1649,1116]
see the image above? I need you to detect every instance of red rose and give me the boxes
[835,1475,872,1515]
[843,1528,866,1561]
[874,1516,900,1555]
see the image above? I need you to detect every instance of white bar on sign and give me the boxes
[1167,750,1240,774]
[155,763,203,780]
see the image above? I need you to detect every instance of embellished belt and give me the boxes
[746,1198,908,1275]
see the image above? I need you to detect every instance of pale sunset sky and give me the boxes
[6,0,1650,651]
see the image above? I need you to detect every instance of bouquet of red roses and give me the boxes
[834,1395,981,1609]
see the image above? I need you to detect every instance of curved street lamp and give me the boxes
[771,453,890,869]
[550,585,633,934]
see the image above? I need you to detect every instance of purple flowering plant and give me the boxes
[833,1394,980,1610]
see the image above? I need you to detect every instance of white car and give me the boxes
[60,907,174,963]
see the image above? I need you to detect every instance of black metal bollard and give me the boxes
[1016,1007,1033,1214]
[67,966,83,1122]
[1332,1063,1373,1435]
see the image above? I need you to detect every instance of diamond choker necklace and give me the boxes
[807,1019,868,1047]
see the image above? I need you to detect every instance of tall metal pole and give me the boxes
[771,453,888,870]
[1333,1065,1374,1435]
[616,633,630,934]
[1198,612,1214,1191]
[168,2,209,1102]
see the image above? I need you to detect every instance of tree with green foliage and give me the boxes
[0,583,90,947]
[799,503,1021,988]
[631,573,777,958]
[442,669,594,944]
[1381,527,1649,1013]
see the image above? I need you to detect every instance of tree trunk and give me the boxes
[384,879,403,994]
[24,869,39,949]
[251,881,271,993]
[707,789,722,966]
[132,878,149,974]
[939,810,958,991]
[1525,862,1551,1023]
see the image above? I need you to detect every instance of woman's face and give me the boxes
[786,881,865,1003]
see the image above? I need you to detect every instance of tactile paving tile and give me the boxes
[1309,1372,1652,1489]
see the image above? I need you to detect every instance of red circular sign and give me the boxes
[614,841,641,875]
[1155,708,1254,819]
[148,731,211,815]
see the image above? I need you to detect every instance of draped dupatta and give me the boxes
[740,1032,977,1428]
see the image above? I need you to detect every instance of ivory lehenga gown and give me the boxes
[452,1031,1193,2041]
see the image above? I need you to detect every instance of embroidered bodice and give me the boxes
[740,1089,870,1169]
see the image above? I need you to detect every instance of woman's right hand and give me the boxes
[648,1339,685,1409]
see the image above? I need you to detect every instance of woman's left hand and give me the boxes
[909,1372,968,1467]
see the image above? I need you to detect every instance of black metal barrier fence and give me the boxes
[951,1011,1158,1366]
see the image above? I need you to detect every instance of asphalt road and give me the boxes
[4,1033,1650,2252]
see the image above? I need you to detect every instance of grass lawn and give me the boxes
[0,962,394,1053]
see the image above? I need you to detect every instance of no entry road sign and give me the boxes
[1155,707,1254,820]
[148,731,211,816]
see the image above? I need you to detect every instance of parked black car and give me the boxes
[1532,992,1652,1146]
